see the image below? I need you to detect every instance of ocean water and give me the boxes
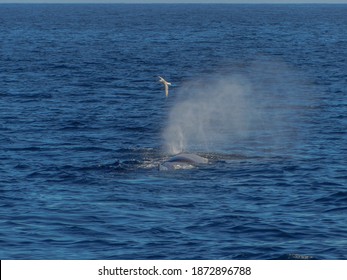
[0,4,346,260]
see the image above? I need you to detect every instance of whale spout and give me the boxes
[158,153,208,171]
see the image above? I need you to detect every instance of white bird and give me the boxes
[158,76,171,97]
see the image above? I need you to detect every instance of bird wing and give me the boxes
[164,83,169,97]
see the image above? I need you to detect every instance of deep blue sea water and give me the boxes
[1,4,346,259]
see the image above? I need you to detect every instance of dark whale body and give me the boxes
[158,153,208,171]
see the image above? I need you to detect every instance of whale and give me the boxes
[158,153,208,171]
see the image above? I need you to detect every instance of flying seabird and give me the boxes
[158,76,171,97]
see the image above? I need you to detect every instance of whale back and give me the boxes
[159,153,208,171]
[168,153,208,164]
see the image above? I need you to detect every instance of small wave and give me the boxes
[315,191,347,204]
[273,253,318,260]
